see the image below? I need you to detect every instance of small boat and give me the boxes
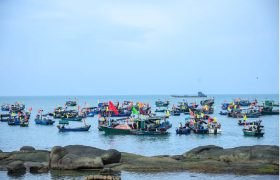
[20,120,29,127]
[207,121,222,134]
[155,109,165,112]
[192,121,209,134]
[100,124,132,134]
[243,125,264,136]
[57,120,91,132]
[7,118,20,125]
[176,118,192,134]
[219,111,228,115]
[35,114,55,125]
[200,99,214,106]
[61,116,83,121]
[130,129,167,135]
[264,100,279,107]
[259,106,279,115]
[155,101,169,107]
[66,101,77,106]
[238,119,262,126]
[1,104,10,111]
[0,114,10,122]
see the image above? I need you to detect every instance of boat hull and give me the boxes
[61,117,83,121]
[100,126,131,134]
[130,130,166,135]
[243,130,264,136]
[35,120,55,125]
[58,125,91,132]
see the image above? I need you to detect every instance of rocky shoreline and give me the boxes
[0,145,278,175]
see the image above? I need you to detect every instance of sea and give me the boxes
[0,94,279,180]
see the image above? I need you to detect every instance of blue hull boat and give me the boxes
[58,125,91,132]
[193,128,209,134]
[238,120,262,125]
[176,128,191,134]
[35,120,55,125]
[219,112,228,115]
[1,108,9,111]
[8,120,20,125]
[61,117,83,121]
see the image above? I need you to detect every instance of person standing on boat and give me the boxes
[179,122,182,129]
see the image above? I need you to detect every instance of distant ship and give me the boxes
[171,92,207,98]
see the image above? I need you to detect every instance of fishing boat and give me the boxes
[207,121,222,134]
[192,120,209,134]
[155,101,169,107]
[170,110,180,116]
[176,118,192,134]
[7,118,20,125]
[61,116,83,121]
[102,110,132,117]
[264,100,279,107]
[130,129,167,135]
[1,104,10,111]
[35,113,55,125]
[100,124,132,134]
[200,99,214,106]
[259,106,279,115]
[243,125,264,136]
[57,120,91,132]
[227,108,261,118]
[20,120,29,127]
[0,114,10,122]
[171,92,207,98]
[66,101,77,106]
[219,111,228,115]
[238,119,262,126]
[155,109,165,112]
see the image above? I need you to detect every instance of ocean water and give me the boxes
[0,94,279,179]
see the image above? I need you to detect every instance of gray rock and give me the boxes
[170,155,184,160]
[20,146,35,152]
[50,145,105,170]
[251,145,279,164]
[101,149,121,164]
[24,162,49,173]
[182,145,223,158]
[7,161,26,173]
[99,167,114,174]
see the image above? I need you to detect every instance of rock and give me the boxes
[84,174,121,180]
[24,162,49,173]
[0,150,2,153]
[20,146,35,152]
[170,155,184,160]
[251,145,279,164]
[182,145,223,158]
[101,149,121,164]
[50,145,105,170]
[7,161,26,173]
[99,167,113,174]
[120,152,144,163]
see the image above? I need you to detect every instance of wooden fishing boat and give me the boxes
[259,106,279,115]
[264,100,279,107]
[130,129,167,135]
[243,125,264,136]
[61,116,83,121]
[1,105,10,111]
[192,121,209,134]
[207,121,222,134]
[100,124,132,134]
[57,120,91,132]
[155,109,165,112]
[200,99,214,106]
[238,120,262,126]
[155,101,169,107]
[0,114,10,122]
[176,118,192,134]
[66,101,77,106]
[7,119,20,125]
[35,114,55,125]
[20,120,29,127]
[219,111,228,115]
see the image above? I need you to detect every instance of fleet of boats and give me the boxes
[0,96,278,136]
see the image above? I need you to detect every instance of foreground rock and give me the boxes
[112,145,279,175]
[50,145,121,170]
[0,145,278,175]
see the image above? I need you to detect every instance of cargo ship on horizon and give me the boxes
[171,92,207,98]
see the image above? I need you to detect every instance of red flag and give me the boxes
[225,100,226,102]
[85,102,86,105]
[18,112,20,116]
[190,120,193,125]
[54,109,56,112]
[126,119,128,123]
[158,99,160,100]
[16,102,17,104]
[99,114,101,118]
[244,122,246,127]
[265,98,267,99]
[7,103,9,105]
[208,118,210,123]
[165,99,166,101]
[237,115,239,119]
[167,107,168,109]
[25,116,27,120]
[109,101,118,115]
[131,123,134,129]
[159,107,160,109]
[65,103,66,106]
[31,107,32,110]
[38,110,40,113]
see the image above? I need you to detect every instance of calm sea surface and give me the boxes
[0,94,279,179]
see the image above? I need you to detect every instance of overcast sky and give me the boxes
[0,0,278,95]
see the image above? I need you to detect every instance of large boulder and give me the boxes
[50,145,106,170]
[20,146,35,152]
[24,162,49,173]
[251,145,279,164]
[101,149,121,164]
[182,145,223,159]
[7,161,26,173]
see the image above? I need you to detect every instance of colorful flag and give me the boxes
[132,106,139,116]
[109,101,118,115]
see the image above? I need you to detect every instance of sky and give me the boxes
[0,0,279,95]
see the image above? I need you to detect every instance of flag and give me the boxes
[201,113,204,117]
[38,110,40,114]
[190,120,193,125]
[99,114,101,118]
[166,111,169,116]
[109,101,118,115]
[12,112,14,116]
[244,122,246,127]
[57,104,59,107]
[65,103,66,106]
[126,118,128,123]
[194,119,196,123]
[83,118,87,124]
[132,106,139,116]
[85,102,86,105]
[208,118,210,123]
[197,114,199,118]
[74,106,76,109]
[214,117,217,121]
[67,114,69,118]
